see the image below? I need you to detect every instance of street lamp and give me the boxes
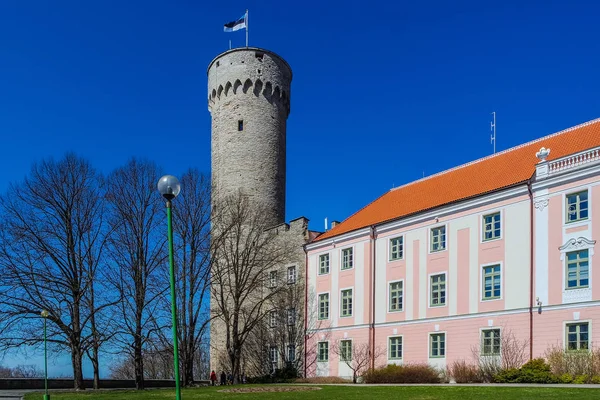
[157,175,182,400]
[40,310,50,400]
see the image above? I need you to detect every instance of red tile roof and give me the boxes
[315,118,600,242]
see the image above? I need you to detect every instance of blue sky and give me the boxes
[1,0,599,377]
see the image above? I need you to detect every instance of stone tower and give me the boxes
[208,47,293,372]
[207,47,292,227]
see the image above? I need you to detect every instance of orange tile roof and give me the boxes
[316,118,600,242]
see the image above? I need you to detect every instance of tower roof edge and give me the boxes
[206,47,293,79]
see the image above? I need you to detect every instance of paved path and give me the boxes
[0,389,37,400]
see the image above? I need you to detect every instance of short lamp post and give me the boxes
[157,175,182,400]
[40,309,50,400]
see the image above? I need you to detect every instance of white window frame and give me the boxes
[481,210,503,243]
[269,310,278,328]
[318,253,330,275]
[269,270,277,288]
[317,341,329,362]
[287,344,296,362]
[339,339,353,362]
[287,308,296,326]
[270,346,278,371]
[562,186,592,227]
[429,224,448,253]
[565,249,590,290]
[559,237,595,297]
[387,335,403,361]
[428,331,447,359]
[563,320,592,352]
[340,287,354,318]
[480,262,503,302]
[388,235,404,261]
[387,279,404,313]
[287,265,297,284]
[480,327,501,356]
[565,190,589,224]
[318,292,330,320]
[340,246,354,271]
[428,272,447,308]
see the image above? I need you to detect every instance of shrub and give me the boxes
[573,374,589,384]
[246,365,298,384]
[448,360,482,383]
[363,363,441,384]
[521,358,552,373]
[294,376,351,384]
[590,375,600,384]
[558,373,573,383]
[493,358,557,383]
[545,345,600,377]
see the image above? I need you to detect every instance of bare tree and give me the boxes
[167,169,212,386]
[105,158,167,390]
[303,288,332,377]
[0,154,108,390]
[210,193,294,383]
[470,326,529,382]
[331,341,385,383]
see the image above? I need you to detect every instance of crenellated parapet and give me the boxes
[208,77,290,115]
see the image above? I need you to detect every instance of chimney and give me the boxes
[331,221,341,228]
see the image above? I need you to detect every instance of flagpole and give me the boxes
[245,9,249,47]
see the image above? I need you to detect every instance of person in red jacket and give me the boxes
[210,370,217,386]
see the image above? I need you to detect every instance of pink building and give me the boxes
[304,118,600,379]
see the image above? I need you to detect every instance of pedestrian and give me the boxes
[220,371,226,386]
[241,373,246,384]
[227,372,233,385]
[210,370,217,386]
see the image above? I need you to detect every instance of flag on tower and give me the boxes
[224,12,247,32]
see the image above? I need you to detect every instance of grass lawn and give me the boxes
[22,385,600,400]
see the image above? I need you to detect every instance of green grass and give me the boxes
[22,385,600,400]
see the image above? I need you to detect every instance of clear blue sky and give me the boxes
[1,0,599,376]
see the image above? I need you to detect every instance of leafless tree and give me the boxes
[303,288,332,377]
[0,364,43,378]
[210,193,294,383]
[0,154,108,390]
[470,326,529,381]
[105,158,167,390]
[331,341,385,383]
[160,169,212,386]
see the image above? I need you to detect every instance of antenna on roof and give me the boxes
[324,217,328,232]
[490,111,496,154]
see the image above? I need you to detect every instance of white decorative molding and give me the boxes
[487,319,493,327]
[559,237,596,255]
[534,198,549,211]
[563,288,592,304]
[434,324,440,332]
[536,147,551,162]
[573,312,580,320]
[549,147,600,175]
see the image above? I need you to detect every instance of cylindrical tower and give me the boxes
[208,47,292,226]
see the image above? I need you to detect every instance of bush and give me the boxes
[545,345,600,377]
[573,374,589,384]
[558,373,573,383]
[448,360,482,383]
[363,364,441,384]
[294,376,351,384]
[493,358,557,383]
[246,365,298,384]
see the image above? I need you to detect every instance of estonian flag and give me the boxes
[224,13,247,32]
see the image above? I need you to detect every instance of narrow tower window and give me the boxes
[238,120,244,131]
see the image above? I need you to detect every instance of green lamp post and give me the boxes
[40,309,50,400]
[157,175,182,400]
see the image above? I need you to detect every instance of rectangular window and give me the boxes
[287,308,296,326]
[341,289,353,317]
[287,345,296,362]
[342,248,353,270]
[388,336,403,360]
[566,322,589,351]
[269,310,277,328]
[238,119,244,131]
[318,293,329,320]
[319,254,330,275]
[431,226,446,252]
[430,333,446,358]
[269,270,277,288]
[430,274,446,307]
[287,266,297,284]
[482,265,501,300]
[566,250,589,289]
[566,190,589,223]
[390,236,404,260]
[340,340,352,362]
[318,342,328,362]
[270,346,278,371]
[389,281,403,312]
[483,212,501,241]
[481,329,501,356]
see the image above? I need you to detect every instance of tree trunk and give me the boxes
[71,347,85,390]
[92,345,100,389]
[134,335,145,390]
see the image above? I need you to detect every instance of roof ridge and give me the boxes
[391,117,600,192]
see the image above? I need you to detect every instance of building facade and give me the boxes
[305,119,600,379]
